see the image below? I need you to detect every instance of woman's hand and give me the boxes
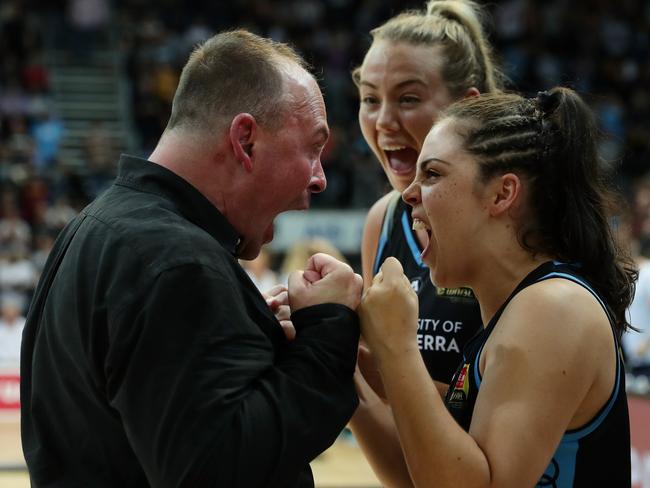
[263,284,295,341]
[358,257,419,361]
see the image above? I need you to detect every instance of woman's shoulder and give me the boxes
[366,191,401,225]
[362,191,401,244]
[361,191,402,283]
[478,276,614,402]
[495,277,613,353]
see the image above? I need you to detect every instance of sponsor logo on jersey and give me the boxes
[410,278,421,293]
[435,287,475,299]
[455,363,470,393]
[448,363,470,408]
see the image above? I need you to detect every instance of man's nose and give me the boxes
[309,160,327,193]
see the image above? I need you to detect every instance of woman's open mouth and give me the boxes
[412,218,432,261]
[383,146,419,175]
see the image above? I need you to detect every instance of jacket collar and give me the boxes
[114,154,242,255]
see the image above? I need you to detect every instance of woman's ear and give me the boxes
[464,86,480,99]
[229,113,257,172]
[488,173,522,217]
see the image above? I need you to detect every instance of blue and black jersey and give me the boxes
[444,261,631,487]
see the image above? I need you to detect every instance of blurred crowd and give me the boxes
[0,0,650,374]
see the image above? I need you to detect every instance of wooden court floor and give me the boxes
[0,415,380,488]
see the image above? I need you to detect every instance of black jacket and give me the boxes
[21,155,360,487]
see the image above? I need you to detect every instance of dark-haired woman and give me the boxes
[358,88,635,487]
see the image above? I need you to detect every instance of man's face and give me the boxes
[237,66,329,260]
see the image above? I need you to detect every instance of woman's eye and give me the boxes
[361,96,379,105]
[400,95,420,104]
[425,169,440,179]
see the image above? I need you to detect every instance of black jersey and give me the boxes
[445,261,631,488]
[373,195,482,384]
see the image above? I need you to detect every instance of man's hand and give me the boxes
[288,253,363,311]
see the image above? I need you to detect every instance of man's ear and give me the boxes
[229,113,256,172]
[489,173,522,217]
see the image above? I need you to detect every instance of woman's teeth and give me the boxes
[412,219,428,231]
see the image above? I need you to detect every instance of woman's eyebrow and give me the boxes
[419,157,451,171]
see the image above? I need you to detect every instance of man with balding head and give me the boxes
[21,30,362,487]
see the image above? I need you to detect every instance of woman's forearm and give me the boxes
[349,372,414,488]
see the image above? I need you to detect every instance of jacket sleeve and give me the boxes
[105,262,359,488]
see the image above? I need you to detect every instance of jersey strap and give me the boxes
[373,191,402,275]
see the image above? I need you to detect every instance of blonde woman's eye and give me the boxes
[361,96,379,105]
[400,95,420,104]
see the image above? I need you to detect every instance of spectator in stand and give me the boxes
[0,188,32,260]
[5,116,34,166]
[623,176,650,377]
[66,0,110,58]
[624,237,650,377]
[31,104,64,174]
[84,121,119,198]
[0,292,26,369]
